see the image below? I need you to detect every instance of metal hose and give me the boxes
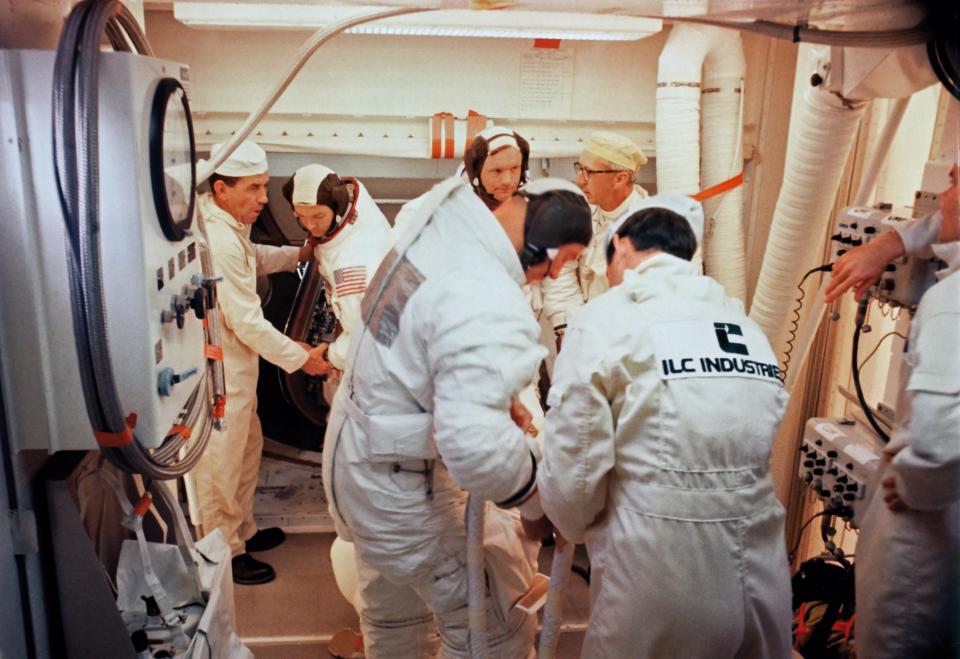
[538,540,575,659]
[465,494,488,659]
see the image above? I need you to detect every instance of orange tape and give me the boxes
[443,113,455,159]
[213,395,226,420]
[205,344,224,361]
[169,424,192,440]
[430,113,442,159]
[132,493,153,518]
[93,413,138,448]
[692,172,744,202]
[465,109,487,153]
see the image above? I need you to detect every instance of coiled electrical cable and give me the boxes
[781,263,833,381]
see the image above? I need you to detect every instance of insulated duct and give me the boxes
[701,30,747,301]
[656,23,746,299]
[749,82,867,364]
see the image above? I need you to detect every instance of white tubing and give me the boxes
[701,29,747,301]
[537,540,576,659]
[465,495,488,659]
[655,24,711,196]
[196,6,426,184]
[781,96,909,391]
[749,84,867,361]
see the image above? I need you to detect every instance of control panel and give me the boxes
[798,417,884,527]
[831,205,940,308]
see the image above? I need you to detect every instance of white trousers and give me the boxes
[192,392,262,556]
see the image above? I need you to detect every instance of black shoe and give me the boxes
[232,553,276,585]
[245,527,286,553]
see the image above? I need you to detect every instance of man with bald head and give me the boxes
[541,131,649,343]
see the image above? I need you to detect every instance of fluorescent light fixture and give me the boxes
[172,3,663,41]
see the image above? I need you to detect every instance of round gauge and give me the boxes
[150,78,197,241]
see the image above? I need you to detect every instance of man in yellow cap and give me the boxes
[541,131,648,343]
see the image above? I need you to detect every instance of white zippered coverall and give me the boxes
[322,178,542,658]
[539,253,793,659]
[540,185,647,332]
[855,234,960,658]
[311,180,394,371]
[192,193,308,556]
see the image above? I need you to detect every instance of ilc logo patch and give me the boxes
[648,320,783,384]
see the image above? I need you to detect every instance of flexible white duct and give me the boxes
[701,30,747,301]
[656,24,745,280]
[782,96,910,392]
[749,84,867,363]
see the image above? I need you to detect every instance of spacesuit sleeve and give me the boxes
[212,237,308,374]
[892,309,960,510]
[427,279,547,507]
[538,319,616,543]
[893,211,941,260]
[254,243,301,276]
[327,279,365,371]
[540,259,584,331]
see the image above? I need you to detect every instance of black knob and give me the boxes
[865,226,877,234]
[811,72,824,86]
[813,468,824,476]
[843,493,856,501]
[827,450,838,458]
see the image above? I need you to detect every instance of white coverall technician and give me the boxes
[537,198,793,659]
[828,169,959,658]
[192,141,327,585]
[540,130,649,341]
[322,177,591,658]
[282,164,394,374]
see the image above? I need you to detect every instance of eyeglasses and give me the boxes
[574,162,621,179]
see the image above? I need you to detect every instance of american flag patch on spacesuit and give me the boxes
[334,266,367,297]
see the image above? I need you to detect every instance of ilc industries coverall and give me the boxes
[539,253,793,659]
[855,234,960,658]
[322,178,543,658]
[192,193,308,556]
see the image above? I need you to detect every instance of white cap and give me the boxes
[475,125,521,154]
[605,193,704,246]
[201,140,268,177]
[291,164,337,205]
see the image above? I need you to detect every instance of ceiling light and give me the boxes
[172,3,663,41]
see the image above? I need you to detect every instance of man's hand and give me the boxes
[301,342,333,377]
[882,474,907,511]
[510,397,537,437]
[824,231,906,303]
[521,515,555,543]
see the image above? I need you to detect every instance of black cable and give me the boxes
[852,298,891,444]
[788,508,841,563]
[858,330,907,371]
[781,263,833,380]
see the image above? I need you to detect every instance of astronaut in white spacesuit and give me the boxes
[322,177,592,658]
[282,164,394,376]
